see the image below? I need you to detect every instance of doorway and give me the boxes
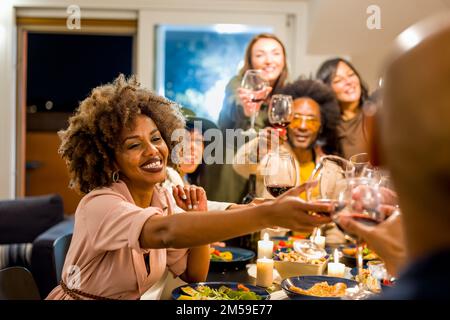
[16,18,136,214]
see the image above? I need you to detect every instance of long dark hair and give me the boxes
[316,58,369,108]
[239,33,289,94]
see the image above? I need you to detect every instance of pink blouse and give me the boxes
[46,181,188,300]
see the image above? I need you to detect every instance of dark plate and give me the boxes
[209,246,255,271]
[171,282,270,300]
[281,275,358,300]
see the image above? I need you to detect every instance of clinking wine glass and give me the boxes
[306,155,355,214]
[268,94,293,138]
[349,153,372,177]
[263,152,297,232]
[240,69,269,136]
[333,177,385,283]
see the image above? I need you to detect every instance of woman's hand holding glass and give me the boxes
[238,87,271,117]
[268,184,333,233]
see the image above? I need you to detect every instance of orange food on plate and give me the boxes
[342,247,357,256]
[289,282,347,297]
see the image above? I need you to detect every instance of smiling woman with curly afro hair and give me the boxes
[58,74,185,194]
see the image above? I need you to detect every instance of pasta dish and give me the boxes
[289,281,347,297]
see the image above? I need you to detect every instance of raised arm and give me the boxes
[139,185,332,249]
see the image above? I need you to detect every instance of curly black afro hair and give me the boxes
[280,78,341,155]
[58,74,185,194]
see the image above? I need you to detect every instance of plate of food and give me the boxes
[281,275,358,300]
[272,235,306,251]
[340,245,379,267]
[172,282,270,300]
[209,246,255,271]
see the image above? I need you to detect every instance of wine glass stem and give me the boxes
[356,242,364,279]
[250,111,257,130]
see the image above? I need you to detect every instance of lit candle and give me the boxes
[327,249,345,277]
[257,233,273,259]
[256,257,274,287]
[312,228,326,249]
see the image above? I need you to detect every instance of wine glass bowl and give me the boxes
[306,156,355,205]
[349,153,372,177]
[263,152,297,198]
[240,70,269,135]
[333,177,384,280]
[262,152,297,232]
[268,94,293,130]
[334,177,385,231]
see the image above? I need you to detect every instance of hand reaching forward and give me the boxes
[267,183,333,233]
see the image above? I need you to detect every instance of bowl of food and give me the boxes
[172,282,270,300]
[281,275,358,300]
[273,247,328,279]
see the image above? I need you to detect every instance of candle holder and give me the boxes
[256,258,274,287]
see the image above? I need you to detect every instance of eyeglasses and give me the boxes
[289,115,320,131]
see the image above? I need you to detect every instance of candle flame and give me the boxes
[316,228,321,237]
[263,232,269,241]
[334,249,339,263]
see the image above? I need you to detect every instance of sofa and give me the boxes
[0,194,74,298]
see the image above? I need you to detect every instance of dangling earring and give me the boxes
[112,171,120,183]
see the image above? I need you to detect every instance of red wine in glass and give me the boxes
[272,121,291,129]
[268,94,293,131]
[266,184,294,197]
[350,213,381,227]
[334,211,383,239]
[251,97,266,103]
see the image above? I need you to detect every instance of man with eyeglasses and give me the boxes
[233,78,342,240]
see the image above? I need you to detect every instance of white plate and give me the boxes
[246,263,282,284]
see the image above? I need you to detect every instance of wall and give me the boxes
[307,0,450,88]
[0,2,16,199]
[2,0,448,199]
[0,0,314,199]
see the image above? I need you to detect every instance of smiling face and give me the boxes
[178,129,204,175]
[114,114,168,190]
[331,61,362,104]
[251,38,285,86]
[288,98,321,150]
